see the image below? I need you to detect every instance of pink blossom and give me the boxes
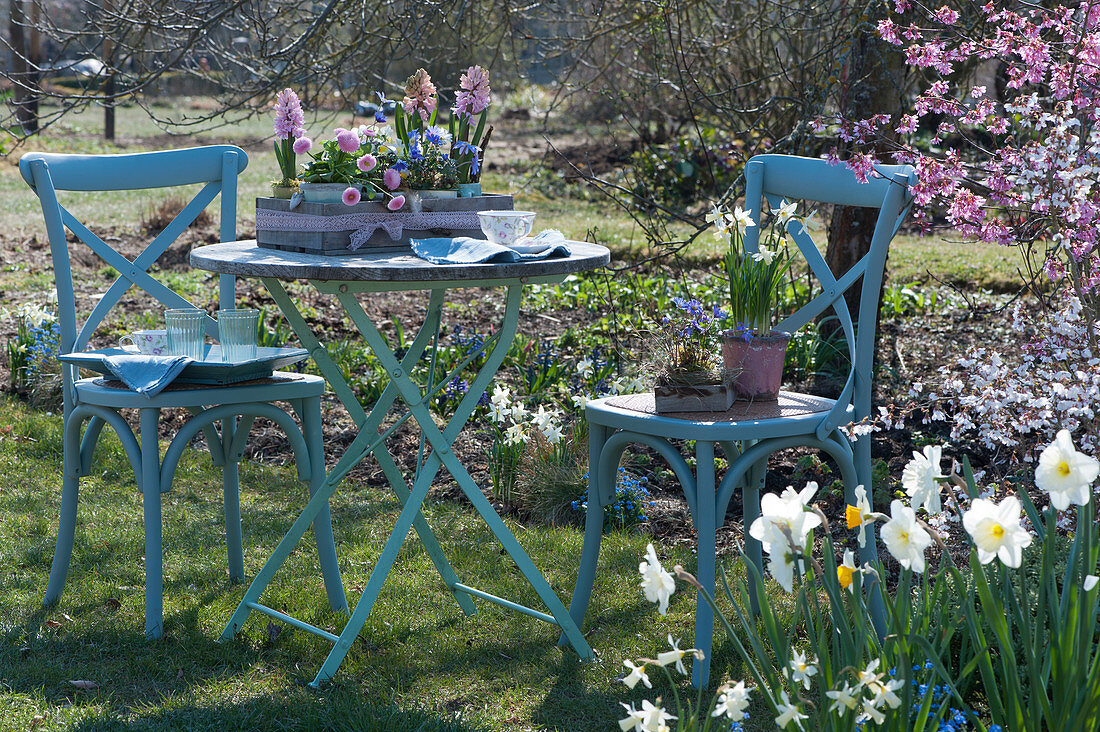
[273,88,305,140]
[877,19,901,45]
[336,130,360,154]
[453,65,492,118]
[342,187,361,206]
[383,168,401,190]
[933,5,959,25]
[357,154,377,173]
[292,136,312,155]
[387,194,406,211]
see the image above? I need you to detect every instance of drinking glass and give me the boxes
[217,309,260,362]
[165,308,207,360]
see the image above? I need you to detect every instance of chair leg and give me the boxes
[561,422,610,648]
[298,396,346,612]
[692,440,716,688]
[44,419,83,606]
[742,456,766,614]
[221,418,245,583]
[140,408,164,640]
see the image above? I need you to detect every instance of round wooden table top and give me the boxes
[191,239,611,283]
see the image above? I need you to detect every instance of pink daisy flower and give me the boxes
[383,167,401,190]
[387,194,406,211]
[292,136,312,155]
[342,187,361,206]
[336,129,360,154]
[357,154,377,173]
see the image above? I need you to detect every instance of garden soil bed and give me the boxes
[0,220,1021,574]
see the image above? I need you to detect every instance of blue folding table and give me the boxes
[190,239,609,686]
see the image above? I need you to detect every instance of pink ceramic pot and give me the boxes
[721,330,791,401]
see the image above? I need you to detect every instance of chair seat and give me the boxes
[74,371,325,409]
[585,390,853,442]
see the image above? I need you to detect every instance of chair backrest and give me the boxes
[19,145,248,401]
[740,154,915,438]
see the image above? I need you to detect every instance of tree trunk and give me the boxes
[9,0,39,133]
[103,0,115,141]
[825,18,906,323]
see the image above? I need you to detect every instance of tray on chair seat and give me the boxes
[60,346,310,386]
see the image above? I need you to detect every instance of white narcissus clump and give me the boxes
[711,680,751,720]
[901,445,944,514]
[962,496,1033,568]
[880,500,933,573]
[1034,429,1099,511]
[638,543,675,615]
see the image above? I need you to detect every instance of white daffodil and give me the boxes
[775,200,798,224]
[733,205,755,232]
[855,659,882,690]
[621,659,652,689]
[639,700,676,731]
[1035,429,1099,511]
[774,689,807,730]
[577,357,595,379]
[873,678,905,709]
[748,483,821,591]
[846,484,876,548]
[751,246,778,265]
[962,496,1033,568]
[639,543,676,614]
[619,702,646,732]
[902,445,944,514]
[837,549,859,593]
[655,635,698,676]
[510,401,528,422]
[541,421,564,444]
[859,698,886,725]
[787,649,818,690]
[488,387,511,422]
[826,681,860,714]
[532,405,554,431]
[1085,575,1099,591]
[711,680,751,720]
[880,500,933,573]
[571,393,590,410]
[504,422,527,445]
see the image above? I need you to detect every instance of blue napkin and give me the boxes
[102,353,194,397]
[412,229,570,264]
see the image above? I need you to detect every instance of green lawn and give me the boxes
[0,398,775,731]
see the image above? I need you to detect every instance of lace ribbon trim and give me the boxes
[255,209,482,251]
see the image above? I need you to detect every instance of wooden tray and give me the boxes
[255,193,514,256]
[60,346,310,385]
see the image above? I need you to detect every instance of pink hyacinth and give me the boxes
[292,136,312,155]
[342,187,361,206]
[387,194,406,211]
[336,129,360,154]
[357,154,377,173]
[273,88,305,140]
[453,65,491,118]
[401,68,437,124]
[383,167,401,190]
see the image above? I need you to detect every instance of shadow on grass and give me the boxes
[63,694,486,732]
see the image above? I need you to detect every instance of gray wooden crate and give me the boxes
[653,379,736,413]
[255,193,514,256]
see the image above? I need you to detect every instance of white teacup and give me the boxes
[120,329,169,355]
[478,210,536,247]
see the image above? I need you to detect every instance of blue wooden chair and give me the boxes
[20,146,348,639]
[566,154,915,686]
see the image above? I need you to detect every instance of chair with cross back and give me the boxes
[565,153,915,686]
[20,146,348,639]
